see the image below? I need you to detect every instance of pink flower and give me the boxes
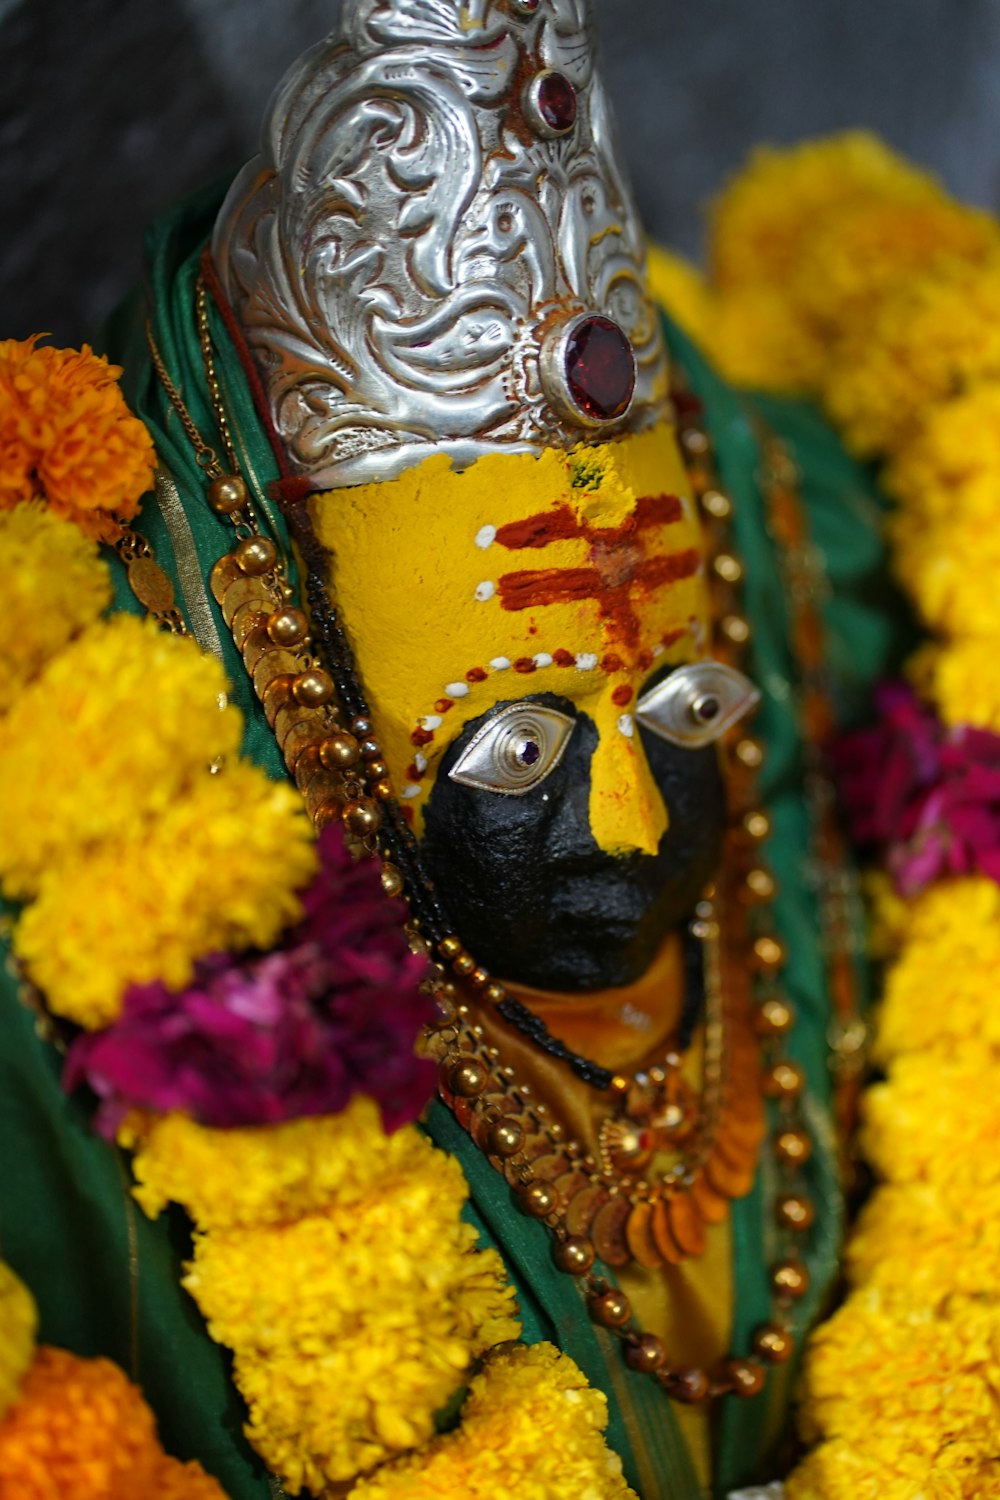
[66,825,434,1134]
[832,681,1000,896]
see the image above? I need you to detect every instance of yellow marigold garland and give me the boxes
[708,132,941,300]
[871,877,1000,1061]
[0,612,243,900]
[787,1289,1000,1500]
[350,1342,638,1500]
[0,502,317,1028]
[0,335,155,541]
[651,134,1000,1496]
[846,1178,1000,1307]
[124,1098,521,1494]
[822,252,1000,458]
[0,1264,36,1423]
[14,758,315,1028]
[0,505,110,714]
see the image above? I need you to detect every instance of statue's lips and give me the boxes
[545,864,669,916]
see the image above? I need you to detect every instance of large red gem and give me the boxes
[535,70,577,134]
[564,316,636,422]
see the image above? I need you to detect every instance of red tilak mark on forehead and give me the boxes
[495,505,581,550]
[612,684,634,706]
[493,495,692,646]
[498,549,700,648]
[494,494,683,552]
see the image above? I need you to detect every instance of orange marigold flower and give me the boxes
[0,335,155,542]
[0,1345,229,1500]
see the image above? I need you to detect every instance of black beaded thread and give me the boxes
[496,995,616,1089]
[678,927,706,1052]
[282,499,706,1091]
[497,926,706,1091]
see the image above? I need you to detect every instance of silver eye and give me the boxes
[448,702,575,795]
[636,661,760,749]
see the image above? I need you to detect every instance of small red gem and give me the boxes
[535,71,577,134]
[564,316,636,422]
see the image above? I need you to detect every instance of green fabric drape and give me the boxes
[0,189,906,1499]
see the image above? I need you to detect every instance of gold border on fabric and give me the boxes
[153,467,226,662]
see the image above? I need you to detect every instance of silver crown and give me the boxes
[213,0,669,489]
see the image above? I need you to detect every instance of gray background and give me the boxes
[4,0,1000,344]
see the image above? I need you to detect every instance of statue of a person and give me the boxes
[0,3,902,1495]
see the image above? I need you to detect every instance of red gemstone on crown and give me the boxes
[535,70,577,134]
[563,316,636,422]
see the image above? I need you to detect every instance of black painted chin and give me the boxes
[419,694,726,992]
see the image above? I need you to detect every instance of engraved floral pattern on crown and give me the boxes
[212,0,669,488]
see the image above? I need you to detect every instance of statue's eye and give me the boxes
[448,703,575,795]
[636,661,760,749]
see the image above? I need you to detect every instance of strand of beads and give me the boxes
[676,386,823,1367]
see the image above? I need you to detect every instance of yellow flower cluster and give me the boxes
[655,133,1000,679]
[788,1289,1000,1500]
[0,335,155,541]
[351,1342,638,1500]
[689,138,1000,1496]
[0,504,317,1028]
[0,505,110,713]
[709,132,961,299]
[0,1264,36,1422]
[872,878,1000,1062]
[15,760,314,1028]
[126,1098,521,1494]
[0,1345,230,1500]
[654,132,998,403]
[883,381,1000,654]
[824,253,1000,458]
[0,612,241,898]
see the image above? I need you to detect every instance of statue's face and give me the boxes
[310,423,738,990]
[420,691,726,989]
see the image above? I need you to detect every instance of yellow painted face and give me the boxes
[308,420,709,856]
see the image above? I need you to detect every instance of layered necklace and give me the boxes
[142,258,865,1409]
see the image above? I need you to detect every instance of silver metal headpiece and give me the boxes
[213,0,669,489]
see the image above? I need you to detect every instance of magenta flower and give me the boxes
[66,824,435,1135]
[832,681,1000,896]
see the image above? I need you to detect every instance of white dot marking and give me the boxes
[402,784,422,799]
[617,713,635,738]
[490,656,511,671]
[577,652,598,671]
[414,752,428,773]
[475,524,497,549]
[534,652,553,668]
[474,580,495,602]
[445,681,470,698]
[419,715,443,731]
